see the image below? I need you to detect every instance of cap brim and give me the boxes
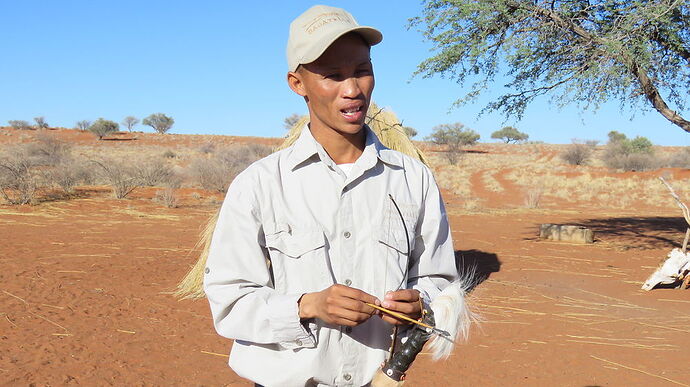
[294,26,383,71]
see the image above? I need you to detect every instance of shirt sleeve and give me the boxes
[203,171,315,349]
[408,167,458,303]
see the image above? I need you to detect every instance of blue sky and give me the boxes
[1,1,688,145]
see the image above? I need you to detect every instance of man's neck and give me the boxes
[309,123,366,164]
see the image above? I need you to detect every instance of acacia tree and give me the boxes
[143,113,174,134]
[283,113,302,130]
[122,116,139,132]
[425,122,480,164]
[33,116,49,129]
[491,126,528,143]
[88,118,119,140]
[412,1,690,134]
[75,120,91,131]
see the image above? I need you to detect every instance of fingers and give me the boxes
[314,285,381,326]
[333,284,380,306]
[384,289,420,302]
[379,289,422,325]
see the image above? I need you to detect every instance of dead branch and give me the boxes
[659,177,690,253]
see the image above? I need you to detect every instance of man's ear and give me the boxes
[287,71,307,97]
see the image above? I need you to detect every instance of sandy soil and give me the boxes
[1,129,689,386]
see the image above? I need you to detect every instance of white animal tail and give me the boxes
[427,274,477,360]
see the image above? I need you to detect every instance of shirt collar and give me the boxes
[286,123,403,171]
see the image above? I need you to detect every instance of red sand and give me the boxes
[1,129,689,386]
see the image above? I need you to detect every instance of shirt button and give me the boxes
[343,373,352,381]
[295,339,302,346]
[344,279,352,286]
[204,267,210,274]
[343,231,351,238]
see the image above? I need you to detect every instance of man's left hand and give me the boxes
[379,289,422,325]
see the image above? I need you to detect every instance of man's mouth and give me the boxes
[341,105,364,122]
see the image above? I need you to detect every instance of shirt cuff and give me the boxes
[268,293,316,349]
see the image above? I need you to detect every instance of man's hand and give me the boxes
[379,289,422,325]
[298,285,380,327]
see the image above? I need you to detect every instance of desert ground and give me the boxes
[1,127,689,386]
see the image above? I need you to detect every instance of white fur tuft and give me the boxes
[427,273,477,360]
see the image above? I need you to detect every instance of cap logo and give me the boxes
[303,12,354,35]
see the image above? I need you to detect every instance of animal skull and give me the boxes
[641,248,690,291]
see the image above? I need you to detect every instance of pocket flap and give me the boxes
[265,227,325,258]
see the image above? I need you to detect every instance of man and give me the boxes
[204,5,457,386]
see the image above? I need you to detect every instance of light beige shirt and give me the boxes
[204,125,457,387]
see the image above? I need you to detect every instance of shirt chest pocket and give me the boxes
[377,204,419,288]
[263,223,330,293]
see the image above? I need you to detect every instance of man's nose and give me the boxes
[341,77,362,98]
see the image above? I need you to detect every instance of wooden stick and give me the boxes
[365,302,452,340]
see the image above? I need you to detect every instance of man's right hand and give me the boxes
[298,284,380,326]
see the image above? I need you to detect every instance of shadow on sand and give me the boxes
[576,216,687,250]
[455,249,501,291]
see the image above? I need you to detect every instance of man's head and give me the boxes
[286,5,382,137]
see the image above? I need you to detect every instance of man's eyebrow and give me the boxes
[320,60,372,71]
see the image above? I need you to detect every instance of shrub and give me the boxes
[602,132,657,171]
[162,149,177,159]
[0,146,39,204]
[8,120,32,130]
[524,188,543,209]
[26,132,72,166]
[188,144,271,192]
[198,142,215,154]
[561,140,596,166]
[88,118,119,140]
[155,187,179,208]
[91,158,138,199]
[45,157,85,194]
[133,157,173,186]
[665,148,690,168]
[143,113,174,134]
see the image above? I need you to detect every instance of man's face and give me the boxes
[288,33,374,137]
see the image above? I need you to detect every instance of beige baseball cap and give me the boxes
[287,5,383,72]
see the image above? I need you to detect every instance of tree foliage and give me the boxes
[143,113,174,134]
[403,126,418,138]
[412,0,690,134]
[283,113,303,130]
[425,122,480,164]
[33,116,49,129]
[603,130,656,170]
[122,116,139,132]
[88,118,119,140]
[491,126,528,143]
[75,120,91,131]
[8,120,32,130]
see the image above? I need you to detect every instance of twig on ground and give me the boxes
[200,350,229,358]
[590,355,689,386]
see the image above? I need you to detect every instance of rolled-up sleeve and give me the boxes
[203,171,315,349]
[408,168,457,303]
